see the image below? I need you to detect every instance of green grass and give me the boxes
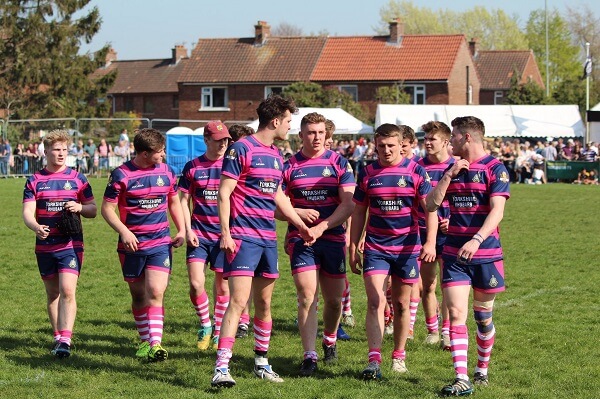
[0,178,599,398]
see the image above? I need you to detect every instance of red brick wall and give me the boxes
[447,41,480,105]
[178,84,263,123]
[112,94,179,119]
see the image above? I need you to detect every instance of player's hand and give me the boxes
[36,224,51,240]
[299,224,316,246]
[457,239,480,263]
[296,208,320,224]
[220,233,236,255]
[349,246,363,275]
[64,200,82,213]
[308,223,326,242]
[357,237,365,254]
[446,159,470,179]
[439,218,449,235]
[420,241,436,263]
[171,231,185,248]
[186,229,200,247]
[121,229,139,252]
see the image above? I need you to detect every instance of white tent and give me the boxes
[248,107,373,136]
[376,104,585,138]
[590,102,600,143]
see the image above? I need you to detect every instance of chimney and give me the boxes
[105,47,117,67]
[172,45,188,64]
[469,38,479,59]
[254,20,271,46]
[388,17,404,46]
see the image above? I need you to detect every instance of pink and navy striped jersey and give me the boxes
[23,167,94,254]
[353,157,432,257]
[417,156,455,228]
[221,135,283,246]
[178,155,222,242]
[442,154,510,263]
[282,150,355,243]
[103,161,178,255]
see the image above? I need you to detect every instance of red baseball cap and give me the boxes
[204,120,231,140]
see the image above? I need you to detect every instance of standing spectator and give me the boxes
[211,95,314,388]
[582,143,598,162]
[114,140,130,164]
[101,128,186,362]
[540,140,557,161]
[426,116,510,396]
[349,124,437,380]
[97,139,112,170]
[119,129,130,144]
[178,121,232,351]
[22,129,97,358]
[84,139,97,173]
[0,138,9,175]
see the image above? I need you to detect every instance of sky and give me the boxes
[80,0,598,60]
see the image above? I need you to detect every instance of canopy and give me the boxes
[376,104,585,138]
[248,107,373,136]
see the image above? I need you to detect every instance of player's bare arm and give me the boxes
[101,199,139,252]
[420,197,437,263]
[179,191,199,247]
[217,175,237,254]
[348,203,367,275]
[309,186,355,240]
[167,193,186,248]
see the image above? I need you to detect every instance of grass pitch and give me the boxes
[0,178,598,398]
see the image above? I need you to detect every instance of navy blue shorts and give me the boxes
[186,240,225,273]
[224,239,279,279]
[363,250,420,284]
[119,246,172,282]
[287,238,346,278]
[36,249,83,280]
[441,258,505,293]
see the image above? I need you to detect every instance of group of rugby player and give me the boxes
[23,95,509,397]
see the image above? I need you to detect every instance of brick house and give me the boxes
[471,39,545,105]
[177,19,480,123]
[91,46,189,120]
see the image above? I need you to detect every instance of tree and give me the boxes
[375,84,411,104]
[0,0,115,120]
[565,5,600,82]
[271,22,304,37]
[526,9,581,97]
[505,68,548,105]
[376,1,527,50]
[282,82,369,122]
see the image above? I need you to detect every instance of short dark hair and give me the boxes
[300,112,327,130]
[421,121,451,140]
[228,124,255,142]
[451,116,485,137]
[374,123,402,140]
[399,125,416,143]
[325,119,336,139]
[133,128,165,153]
[256,95,298,128]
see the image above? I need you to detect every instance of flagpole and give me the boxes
[586,42,590,144]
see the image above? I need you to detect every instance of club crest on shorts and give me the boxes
[63,181,73,190]
[397,176,407,187]
[322,166,332,177]
[409,266,417,278]
[163,257,171,268]
[489,275,498,288]
[156,176,165,187]
[69,258,77,268]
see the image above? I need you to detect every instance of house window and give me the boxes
[265,86,285,98]
[143,97,154,114]
[494,91,504,105]
[172,95,179,109]
[338,85,358,102]
[124,97,134,112]
[404,85,426,104]
[201,87,228,109]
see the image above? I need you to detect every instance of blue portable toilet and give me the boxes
[165,127,207,175]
